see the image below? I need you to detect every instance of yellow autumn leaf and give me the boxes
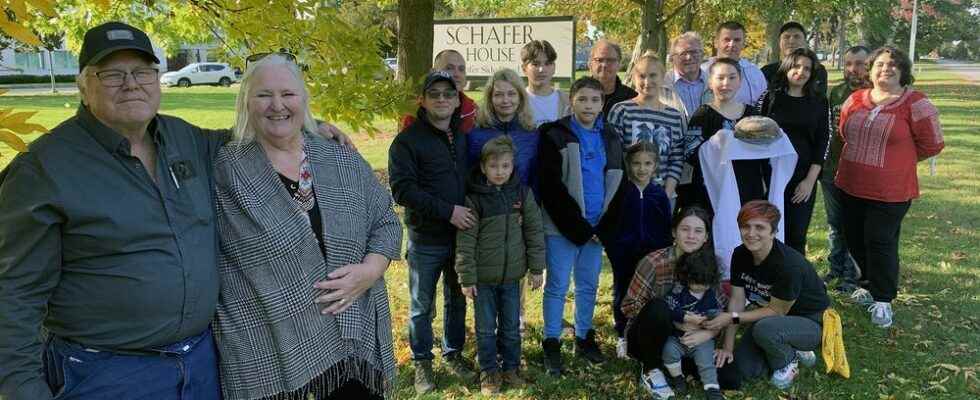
[90,0,111,9]
[0,18,41,46]
[4,121,46,135]
[0,111,40,126]
[27,0,58,16]
[8,0,29,21]
[0,130,28,152]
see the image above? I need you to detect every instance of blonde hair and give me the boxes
[476,68,535,131]
[480,135,516,164]
[631,50,665,78]
[232,54,318,144]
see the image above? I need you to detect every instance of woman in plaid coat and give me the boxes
[211,54,402,400]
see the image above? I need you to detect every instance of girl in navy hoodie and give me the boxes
[599,141,673,359]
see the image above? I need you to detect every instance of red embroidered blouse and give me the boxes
[835,89,944,202]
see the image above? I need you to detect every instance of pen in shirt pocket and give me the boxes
[169,166,181,190]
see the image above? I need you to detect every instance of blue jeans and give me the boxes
[474,281,522,373]
[407,241,468,361]
[542,235,604,339]
[821,180,858,285]
[43,329,220,400]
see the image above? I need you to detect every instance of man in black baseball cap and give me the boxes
[761,21,829,97]
[388,69,477,394]
[0,21,226,400]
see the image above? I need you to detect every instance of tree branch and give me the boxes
[660,0,697,24]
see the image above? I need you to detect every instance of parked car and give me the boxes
[160,62,237,87]
[384,57,398,73]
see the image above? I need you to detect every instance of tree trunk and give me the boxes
[835,11,847,69]
[764,17,782,63]
[396,0,434,87]
[47,50,57,93]
[625,0,664,86]
[683,1,696,32]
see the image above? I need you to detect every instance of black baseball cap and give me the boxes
[79,22,160,70]
[779,22,807,37]
[421,70,457,93]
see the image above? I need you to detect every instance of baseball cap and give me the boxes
[421,70,457,93]
[79,22,160,70]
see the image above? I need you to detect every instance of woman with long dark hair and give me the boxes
[621,206,721,399]
[758,48,830,256]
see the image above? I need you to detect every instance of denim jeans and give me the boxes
[407,241,468,361]
[43,329,220,400]
[662,336,719,387]
[474,281,522,373]
[821,180,858,285]
[542,235,604,339]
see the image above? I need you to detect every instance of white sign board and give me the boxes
[433,16,575,78]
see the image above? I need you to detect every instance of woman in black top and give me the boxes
[704,201,829,391]
[678,57,768,211]
[758,48,830,256]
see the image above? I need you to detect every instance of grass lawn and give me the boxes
[1,63,977,399]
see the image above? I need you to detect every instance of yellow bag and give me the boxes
[821,308,850,378]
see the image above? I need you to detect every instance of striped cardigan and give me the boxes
[212,133,402,400]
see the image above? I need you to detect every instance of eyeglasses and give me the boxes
[673,50,703,58]
[591,57,619,65]
[245,51,307,71]
[425,90,458,100]
[91,68,159,87]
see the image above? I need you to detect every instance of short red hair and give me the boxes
[737,200,781,232]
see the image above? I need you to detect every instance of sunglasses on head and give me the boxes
[245,51,308,71]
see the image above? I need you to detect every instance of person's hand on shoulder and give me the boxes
[529,273,544,290]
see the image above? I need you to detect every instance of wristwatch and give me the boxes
[731,312,740,325]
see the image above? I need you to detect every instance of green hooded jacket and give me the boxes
[455,169,546,286]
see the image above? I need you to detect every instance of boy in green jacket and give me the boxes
[456,135,546,395]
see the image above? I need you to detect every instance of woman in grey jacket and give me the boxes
[211,53,401,400]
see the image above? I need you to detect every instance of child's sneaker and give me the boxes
[616,337,629,359]
[542,338,563,377]
[480,371,502,395]
[869,301,893,328]
[771,359,799,389]
[849,287,874,306]
[705,387,726,400]
[574,329,606,364]
[639,368,675,400]
[667,374,688,396]
[796,350,816,367]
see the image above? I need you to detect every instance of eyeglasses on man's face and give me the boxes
[92,67,159,87]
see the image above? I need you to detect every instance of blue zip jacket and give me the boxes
[598,179,672,256]
[467,117,540,194]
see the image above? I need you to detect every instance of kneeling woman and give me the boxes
[212,54,402,400]
[705,200,829,390]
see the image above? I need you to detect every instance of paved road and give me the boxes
[936,59,980,82]
[0,83,77,95]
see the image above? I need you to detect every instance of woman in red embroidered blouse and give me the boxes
[835,46,944,329]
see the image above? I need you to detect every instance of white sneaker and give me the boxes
[640,368,675,399]
[616,337,629,359]
[771,359,799,389]
[869,301,894,328]
[796,350,816,367]
[849,288,874,306]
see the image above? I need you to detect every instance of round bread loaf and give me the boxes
[734,116,781,144]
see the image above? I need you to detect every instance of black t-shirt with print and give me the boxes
[730,240,829,318]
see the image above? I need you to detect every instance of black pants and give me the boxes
[840,192,911,302]
[783,182,817,256]
[606,244,644,338]
[322,380,383,400]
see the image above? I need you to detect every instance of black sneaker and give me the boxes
[542,338,564,377]
[705,387,726,400]
[667,374,688,396]
[574,329,606,364]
